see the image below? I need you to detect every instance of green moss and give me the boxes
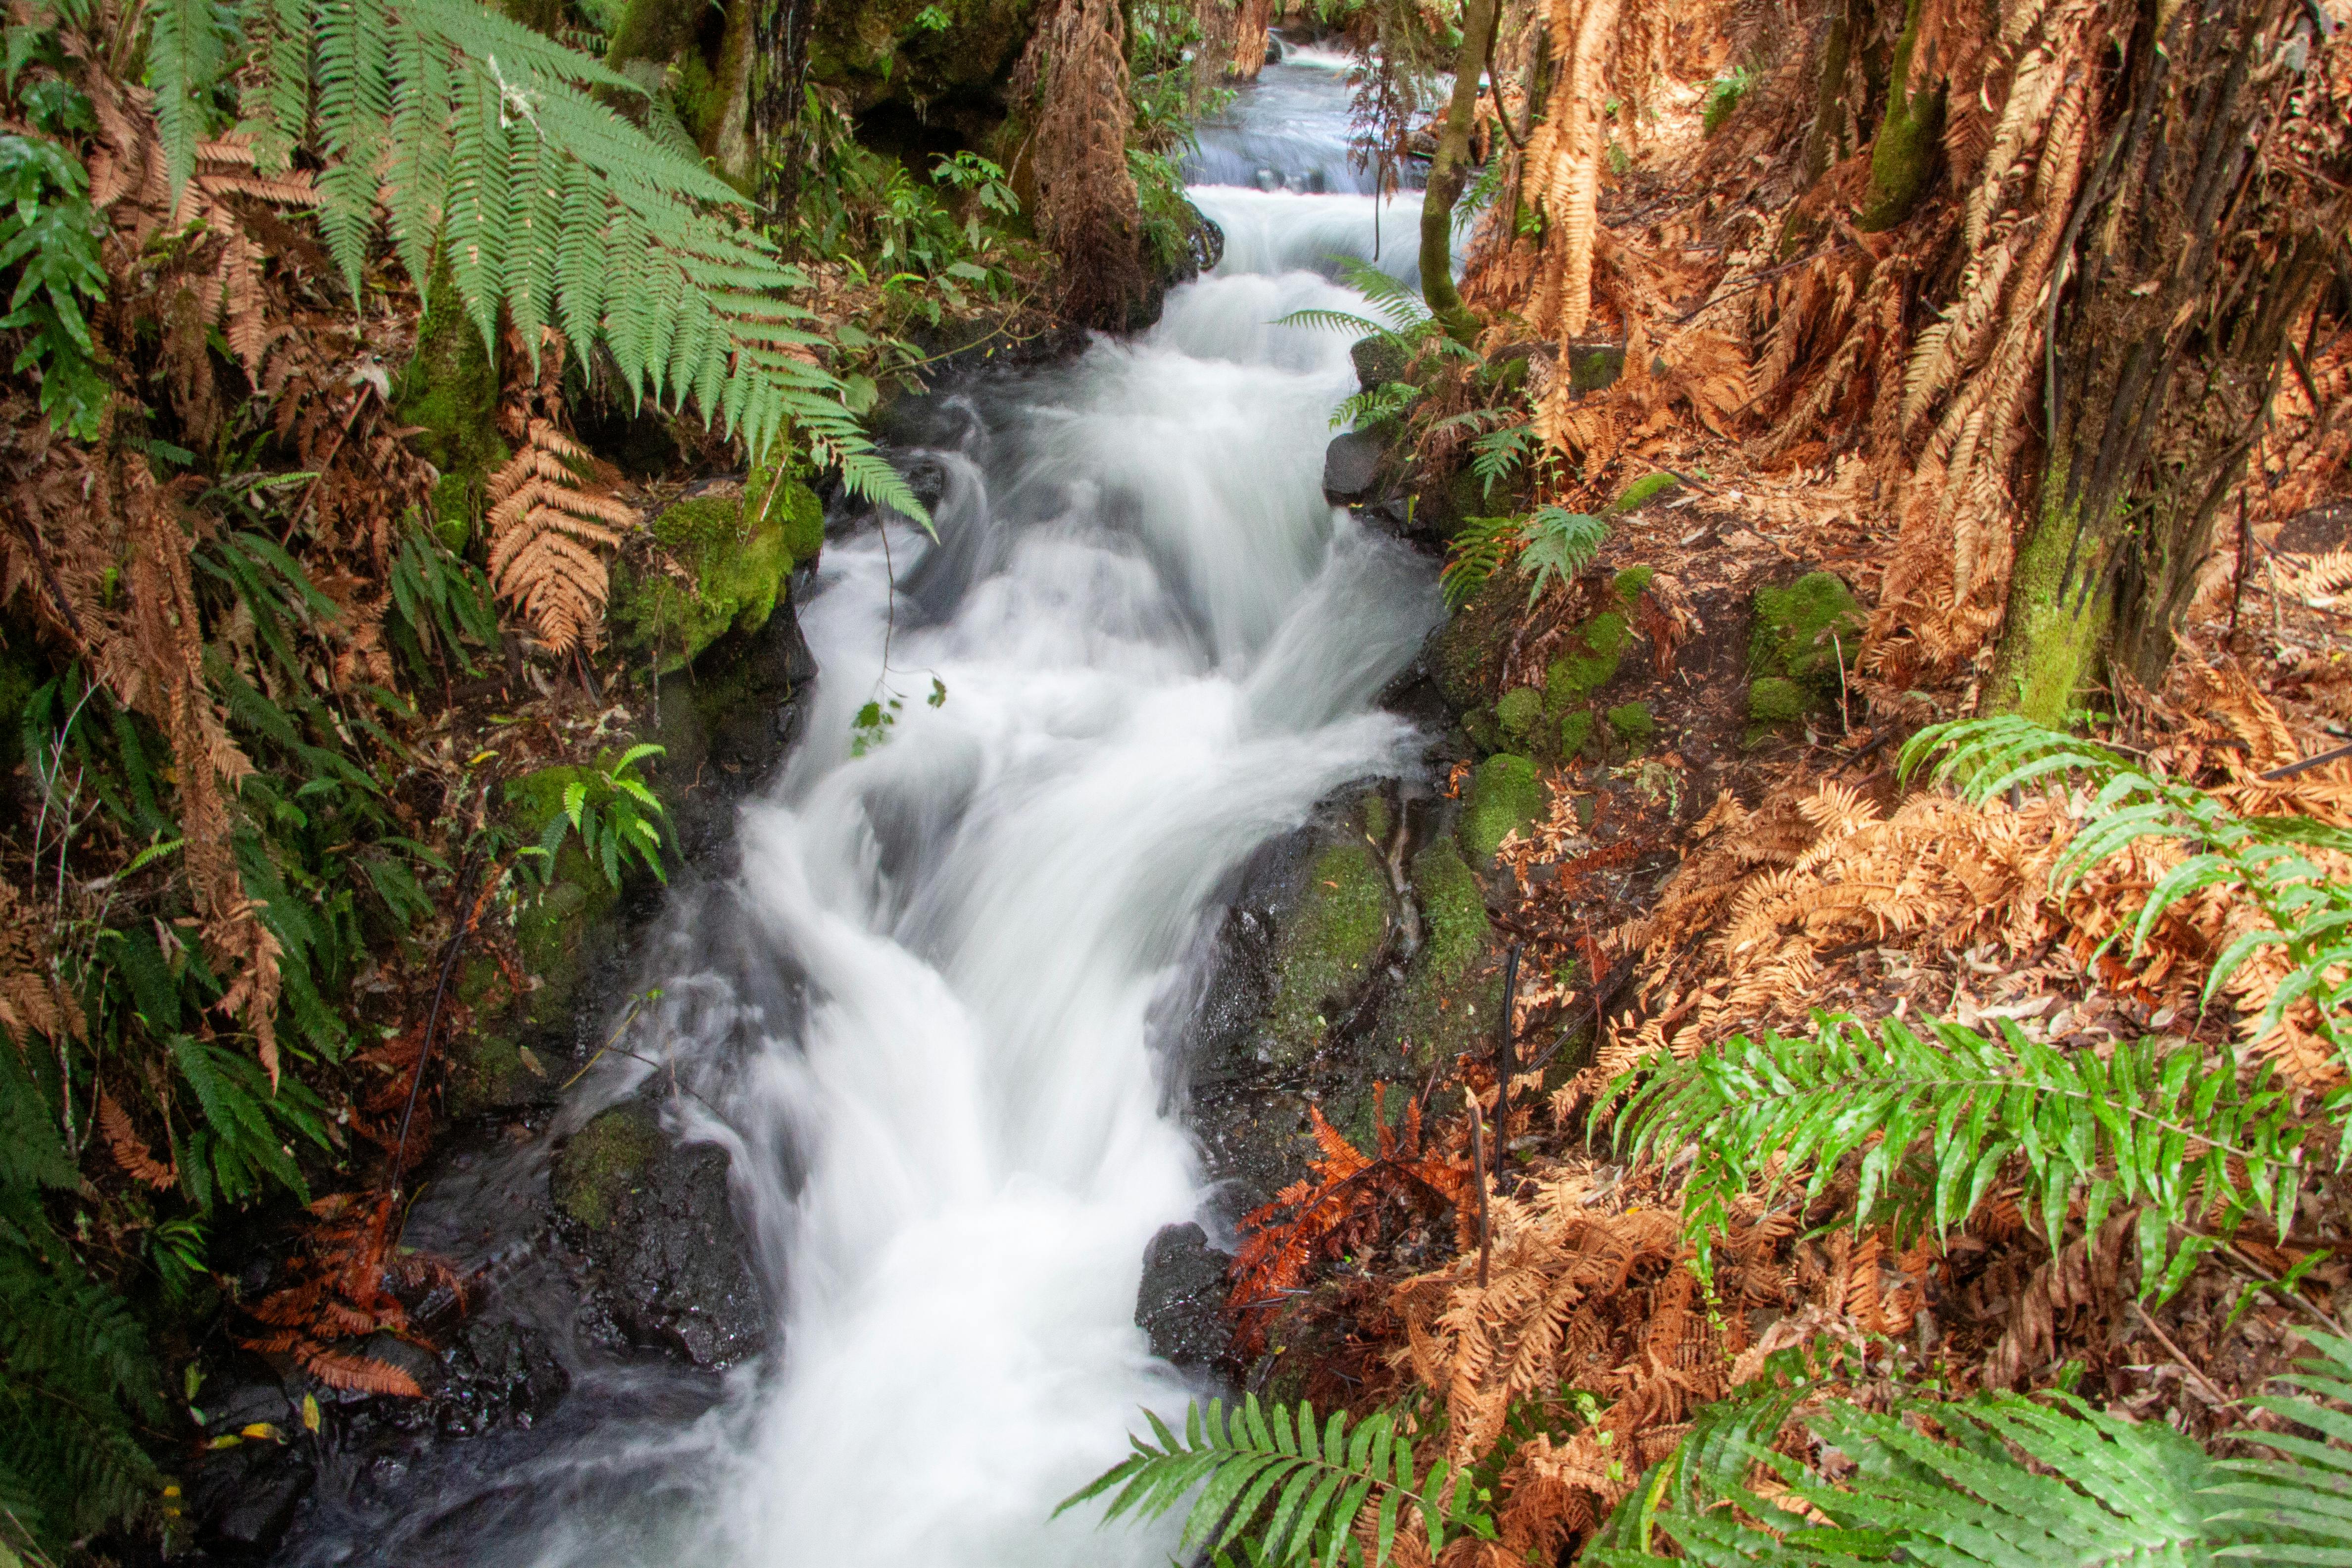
[1433,577,1521,714]
[1265,842,1392,1064]
[1495,686,1544,745]
[1412,840,1489,984]
[1558,709,1594,760]
[551,1103,661,1229]
[1748,676,1810,725]
[445,1031,545,1119]
[1362,791,1393,848]
[501,766,620,1027]
[1750,572,1862,686]
[1460,753,1544,862]
[1858,0,1946,233]
[1544,611,1630,709]
[606,476,824,674]
[1607,701,1657,745]
[1607,473,1678,515]
[392,276,505,540]
[1463,707,1502,754]
[1567,343,1624,393]
[1612,565,1656,603]
[1987,491,2114,725]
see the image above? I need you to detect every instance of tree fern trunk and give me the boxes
[1421,0,1500,346]
[1987,0,2332,715]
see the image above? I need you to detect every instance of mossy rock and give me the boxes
[1463,707,1502,754]
[551,1103,661,1229]
[1612,564,1656,602]
[1544,611,1629,711]
[1559,709,1595,760]
[444,1030,548,1119]
[1748,676,1810,726]
[392,265,505,540]
[501,766,621,1027]
[1750,572,1862,686]
[1411,840,1489,984]
[1432,577,1523,715]
[1351,333,1410,390]
[1565,343,1625,393]
[1264,841,1393,1065]
[1494,686,1544,747]
[607,475,824,674]
[1606,701,1657,747]
[1606,473,1679,516]
[1460,753,1544,862]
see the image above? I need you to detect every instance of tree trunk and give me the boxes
[1986,0,2330,719]
[1421,0,1502,345]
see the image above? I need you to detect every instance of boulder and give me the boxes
[1136,1223,1233,1372]
[1322,430,1387,504]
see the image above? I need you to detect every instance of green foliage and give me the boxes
[1593,1381,2228,1567]
[0,1041,164,1553]
[2210,1329,2352,1561]
[0,134,108,439]
[534,742,671,890]
[1440,506,1607,609]
[384,519,499,680]
[1902,715,2352,1067]
[1469,419,1536,499]
[1057,1395,1493,1568]
[1700,64,1751,136]
[1283,258,1476,431]
[1599,1329,2352,1567]
[141,0,925,516]
[1620,1012,2309,1297]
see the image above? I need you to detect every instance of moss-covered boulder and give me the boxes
[1494,686,1544,748]
[1461,753,1544,862]
[1559,708,1595,760]
[1412,840,1489,983]
[1606,701,1657,748]
[1432,575,1522,715]
[443,1030,548,1119]
[1751,571,1862,685]
[1748,676,1811,735]
[607,474,824,674]
[1544,611,1629,711]
[501,765,621,1028]
[1264,841,1393,1065]
[551,1102,661,1229]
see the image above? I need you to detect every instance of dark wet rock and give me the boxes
[435,1320,571,1438]
[1351,333,1409,391]
[1322,430,1387,504]
[553,1098,766,1369]
[1137,1223,1234,1371]
[189,1439,315,1557]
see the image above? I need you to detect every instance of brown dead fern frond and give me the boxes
[486,418,634,657]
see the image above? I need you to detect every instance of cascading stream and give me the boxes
[286,51,1435,1568]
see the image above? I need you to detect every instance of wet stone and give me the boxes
[1136,1222,1234,1372]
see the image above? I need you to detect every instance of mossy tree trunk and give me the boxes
[1421,0,1501,345]
[1855,0,1941,232]
[1986,0,2332,721]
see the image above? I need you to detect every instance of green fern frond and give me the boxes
[1332,379,1420,431]
[148,0,233,195]
[2209,1330,2352,1563]
[1519,505,1606,606]
[1057,1396,1492,1568]
[1332,254,1430,329]
[1274,306,1387,336]
[1621,1013,2308,1297]
[1440,514,1522,609]
[1593,1388,2225,1567]
[1903,716,2352,1064]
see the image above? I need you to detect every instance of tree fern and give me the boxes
[1057,1395,1493,1567]
[1621,1013,2308,1298]
[182,0,927,519]
[1902,714,2352,1066]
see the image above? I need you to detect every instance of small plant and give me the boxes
[1440,505,1608,608]
[1278,257,1478,431]
[1057,1395,1495,1567]
[1700,64,1752,136]
[0,133,108,438]
[536,744,673,889]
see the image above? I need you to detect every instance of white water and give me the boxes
[288,54,1437,1568]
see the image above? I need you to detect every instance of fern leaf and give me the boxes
[1622,1013,2306,1291]
[149,0,232,195]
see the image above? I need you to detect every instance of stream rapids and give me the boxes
[282,49,1439,1568]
